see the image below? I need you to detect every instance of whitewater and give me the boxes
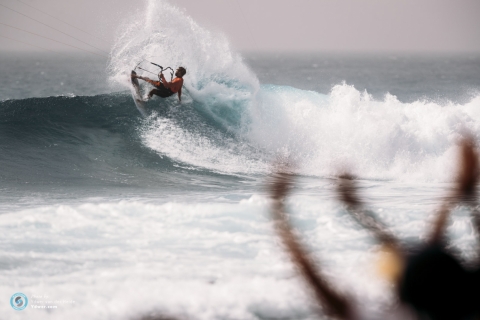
[1,0,480,319]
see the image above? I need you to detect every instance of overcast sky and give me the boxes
[0,0,479,54]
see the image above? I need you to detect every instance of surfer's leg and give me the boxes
[148,85,173,99]
[148,82,166,99]
[148,89,162,99]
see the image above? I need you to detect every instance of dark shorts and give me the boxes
[150,84,175,98]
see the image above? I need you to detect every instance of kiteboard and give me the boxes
[130,70,148,117]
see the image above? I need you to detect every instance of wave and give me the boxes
[2,83,480,187]
[2,0,480,186]
[105,0,480,183]
[0,90,267,188]
[250,83,480,181]
[141,81,480,182]
[0,94,160,186]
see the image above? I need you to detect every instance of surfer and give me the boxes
[132,67,186,102]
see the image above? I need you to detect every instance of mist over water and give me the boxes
[1,0,480,319]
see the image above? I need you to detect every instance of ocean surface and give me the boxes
[1,1,480,319]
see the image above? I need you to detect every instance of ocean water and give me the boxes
[1,1,480,319]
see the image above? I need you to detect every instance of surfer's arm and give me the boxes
[137,76,161,87]
[178,87,182,102]
[159,73,172,89]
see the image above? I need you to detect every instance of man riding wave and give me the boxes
[132,66,186,102]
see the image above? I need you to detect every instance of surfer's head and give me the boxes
[176,67,186,78]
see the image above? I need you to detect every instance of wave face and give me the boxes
[2,85,480,189]
[0,94,159,187]
[0,91,266,189]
